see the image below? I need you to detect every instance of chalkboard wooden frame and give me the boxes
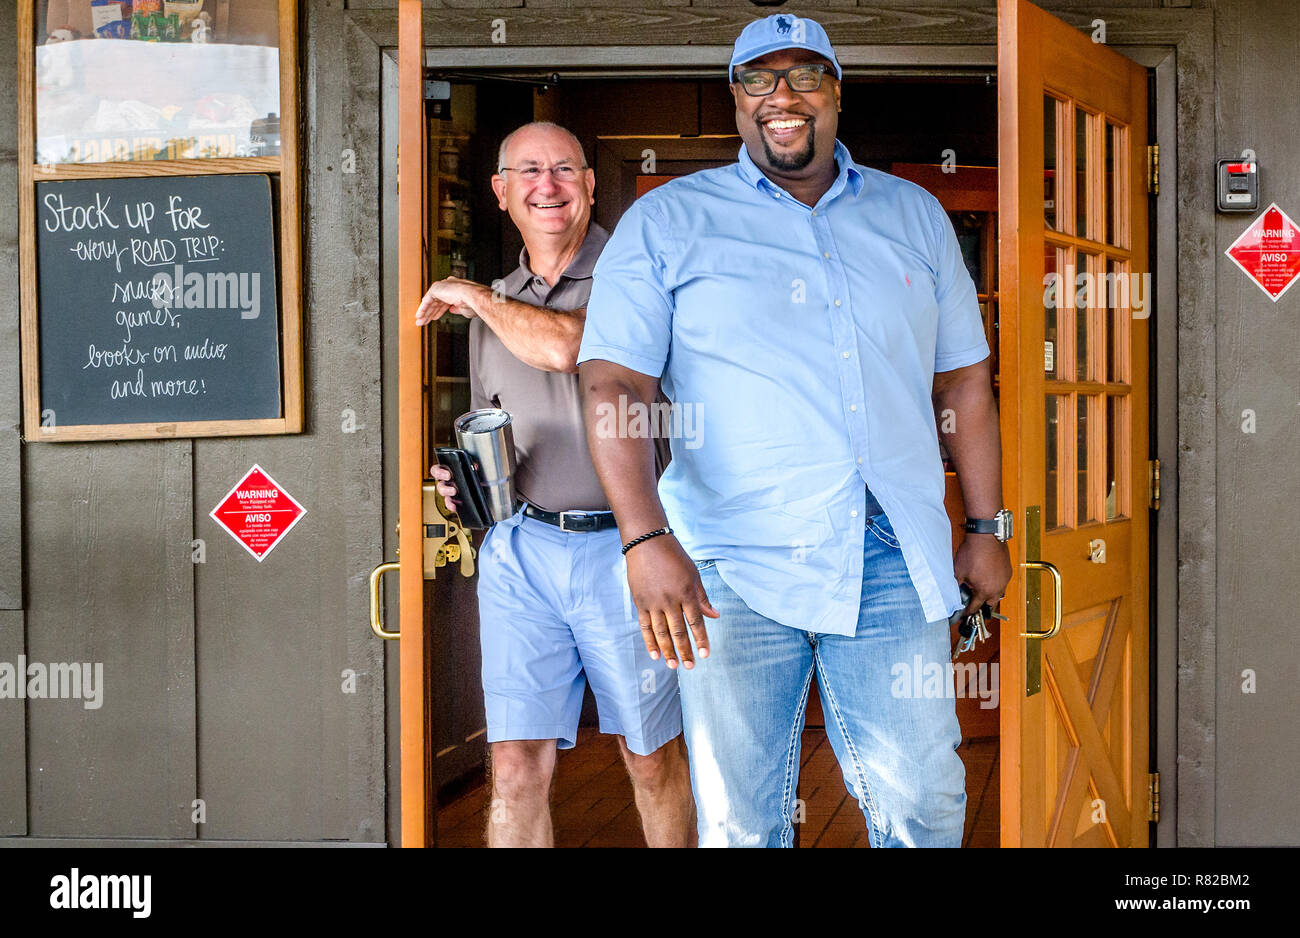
[17,0,303,441]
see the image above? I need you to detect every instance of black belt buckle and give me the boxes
[558,511,598,532]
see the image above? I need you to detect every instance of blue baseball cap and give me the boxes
[728,14,843,81]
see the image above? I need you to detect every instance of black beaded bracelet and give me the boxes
[621,527,673,555]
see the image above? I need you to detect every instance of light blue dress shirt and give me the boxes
[578,140,990,635]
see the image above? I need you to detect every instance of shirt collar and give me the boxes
[505,221,609,294]
[735,138,865,202]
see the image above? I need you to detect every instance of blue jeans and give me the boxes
[679,505,966,848]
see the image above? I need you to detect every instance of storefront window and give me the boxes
[21,0,303,441]
[34,0,282,164]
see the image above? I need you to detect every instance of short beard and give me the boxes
[758,118,817,172]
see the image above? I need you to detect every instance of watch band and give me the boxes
[964,509,1013,541]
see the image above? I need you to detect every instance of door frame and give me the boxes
[347,5,1211,847]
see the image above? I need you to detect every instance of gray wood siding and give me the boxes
[0,0,23,610]
[1,0,387,844]
[0,611,27,835]
[1213,0,1300,847]
[23,442,195,837]
[0,0,26,839]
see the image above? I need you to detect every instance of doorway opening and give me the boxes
[423,72,1002,847]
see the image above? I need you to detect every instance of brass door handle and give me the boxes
[1019,560,1062,639]
[368,561,401,639]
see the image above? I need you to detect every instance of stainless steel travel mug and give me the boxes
[454,408,519,524]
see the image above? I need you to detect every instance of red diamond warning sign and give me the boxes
[209,465,306,562]
[1225,203,1300,302]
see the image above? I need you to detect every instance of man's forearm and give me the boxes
[579,365,669,539]
[476,290,585,373]
[934,376,1004,520]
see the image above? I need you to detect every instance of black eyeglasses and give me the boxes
[732,64,830,96]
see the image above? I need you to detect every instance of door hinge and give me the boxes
[1147,144,1159,195]
[1147,771,1161,823]
[1149,458,1161,510]
[395,145,400,192]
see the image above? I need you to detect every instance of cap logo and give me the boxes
[774,15,807,43]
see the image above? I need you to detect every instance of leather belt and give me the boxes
[523,504,618,532]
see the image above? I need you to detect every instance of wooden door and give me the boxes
[998,0,1151,847]
[396,0,433,847]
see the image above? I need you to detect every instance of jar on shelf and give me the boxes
[439,146,460,177]
[450,252,468,279]
[438,198,457,232]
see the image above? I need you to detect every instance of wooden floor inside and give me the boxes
[437,727,999,847]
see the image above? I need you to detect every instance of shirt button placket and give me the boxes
[813,212,870,544]
[818,214,866,462]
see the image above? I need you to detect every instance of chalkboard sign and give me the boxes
[34,174,282,428]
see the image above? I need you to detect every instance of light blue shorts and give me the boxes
[477,506,682,756]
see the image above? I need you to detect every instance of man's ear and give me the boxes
[490,173,508,210]
[834,79,842,113]
[586,167,596,205]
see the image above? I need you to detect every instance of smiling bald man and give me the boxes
[415,122,692,848]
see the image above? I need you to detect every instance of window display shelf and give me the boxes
[35,36,281,165]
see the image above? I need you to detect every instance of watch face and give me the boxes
[996,509,1013,541]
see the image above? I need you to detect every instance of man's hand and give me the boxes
[415,277,491,326]
[953,534,1012,618]
[624,534,719,670]
[428,463,459,513]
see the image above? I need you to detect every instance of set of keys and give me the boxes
[950,584,1008,660]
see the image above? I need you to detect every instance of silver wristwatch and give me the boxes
[963,509,1013,542]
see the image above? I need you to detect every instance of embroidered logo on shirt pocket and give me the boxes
[694,558,718,571]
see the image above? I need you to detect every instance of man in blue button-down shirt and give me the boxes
[578,14,1012,847]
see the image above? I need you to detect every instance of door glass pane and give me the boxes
[1106,258,1130,383]
[34,0,283,164]
[1075,107,1089,238]
[1078,394,1095,523]
[950,211,986,289]
[1106,394,1127,520]
[1077,251,1097,381]
[1044,247,1059,377]
[1105,121,1118,246]
[1044,95,1059,230]
[1046,395,1061,529]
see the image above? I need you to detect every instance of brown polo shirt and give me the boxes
[470,222,669,513]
